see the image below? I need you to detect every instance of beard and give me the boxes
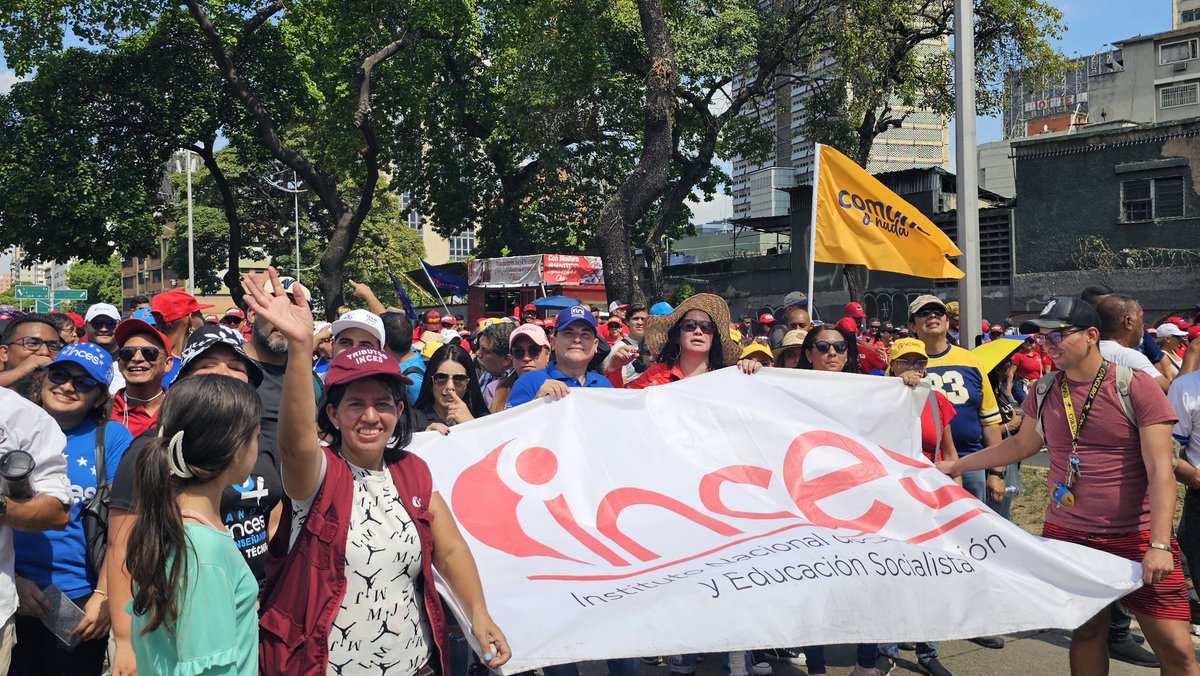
[252,323,289,356]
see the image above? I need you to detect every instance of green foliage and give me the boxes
[667,282,696,306]
[66,255,123,305]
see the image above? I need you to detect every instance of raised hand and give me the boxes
[445,389,474,424]
[241,267,314,344]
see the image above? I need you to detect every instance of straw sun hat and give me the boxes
[644,293,741,367]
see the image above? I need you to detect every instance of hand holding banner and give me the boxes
[412,368,1137,673]
[813,144,965,279]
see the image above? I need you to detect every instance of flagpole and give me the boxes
[421,262,452,314]
[807,143,821,317]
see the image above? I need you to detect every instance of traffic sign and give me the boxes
[52,289,87,301]
[14,285,48,300]
[34,300,51,312]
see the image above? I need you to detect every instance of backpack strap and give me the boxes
[1112,363,1137,428]
[94,421,108,490]
[403,365,424,378]
[1033,371,1061,442]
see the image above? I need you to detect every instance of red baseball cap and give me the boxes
[425,310,441,322]
[64,312,85,329]
[325,346,412,388]
[758,312,776,324]
[151,289,213,323]
[522,303,537,313]
[114,318,172,356]
[441,314,457,325]
[1190,325,1200,341]
[835,317,858,334]
[843,302,866,319]
[223,307,245,320]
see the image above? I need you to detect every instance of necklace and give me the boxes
[124,389,164,404]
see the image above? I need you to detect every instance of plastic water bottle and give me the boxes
[1005,485,1020,495]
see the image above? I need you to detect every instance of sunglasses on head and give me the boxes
[679,319,716,335]
[511,344,545,360]
[913,308,946,319]
[118,345,162,362]
[46,368,100,394]
[1034,328,1081,345]
[813,340,848,354]
[432,373,469,386]
[9,336,66,353]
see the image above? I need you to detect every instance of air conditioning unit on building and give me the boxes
[1175,61,1188,72]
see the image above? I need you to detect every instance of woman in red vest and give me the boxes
[244,268,510,676]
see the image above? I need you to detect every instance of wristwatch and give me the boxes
[985,469,1005,479]
[1148,542,1171,552]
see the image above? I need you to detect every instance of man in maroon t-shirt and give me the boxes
[939,296,1196,675]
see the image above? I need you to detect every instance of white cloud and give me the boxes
[0,70,21,95]
[687,189,733,225]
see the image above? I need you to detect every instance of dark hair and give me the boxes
[317,376,415,458]
[1,313,60,344]
[1080,285,1114,305]
[656,311,726,371]
[380,312,414,354]
[627,305,648,318]
[414,344,490,419]
[133,295,150,305]
[46,312,76,336]
[476,323,514,358]
[1097,293,1140,339]
[798,324,858,373]
[128,375,262,635]
[29,366,113,424]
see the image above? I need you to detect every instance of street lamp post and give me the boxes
[186,150,195,294]
[266,167,307,280]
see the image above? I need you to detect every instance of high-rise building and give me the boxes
[730,40,950,219]
[1176,0,1200,28]
[399,192,476,264]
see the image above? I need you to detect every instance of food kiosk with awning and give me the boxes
[467,254,608,319]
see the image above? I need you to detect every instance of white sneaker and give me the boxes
[1192,624,1200,637]
[752,660,772,676]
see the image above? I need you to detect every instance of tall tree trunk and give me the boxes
[193,144,247,309]
[595,0,678,304]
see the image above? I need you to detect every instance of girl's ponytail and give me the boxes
[128,434,185,634]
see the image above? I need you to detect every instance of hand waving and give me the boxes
[241,267,314,344]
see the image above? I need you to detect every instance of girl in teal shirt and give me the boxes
[127,375,263,676]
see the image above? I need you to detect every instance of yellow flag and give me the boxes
[813,144,964,279]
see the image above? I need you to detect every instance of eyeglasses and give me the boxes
[679,319,716,335]
[1033,329,1081,345]
[813,340,848,354]
[511,344,545,360]
[891,358,928,372]
[432,373,469,386]
[913,309,946,319]
[118,345,162,362]
[8,336,65,354]
[220,318,242,325]
[88,318,117,331]
[46,368,100,394]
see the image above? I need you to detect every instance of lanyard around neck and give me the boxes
[1062,360,1108,448]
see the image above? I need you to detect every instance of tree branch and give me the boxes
[191,141,247,307]
[243,1,284,36]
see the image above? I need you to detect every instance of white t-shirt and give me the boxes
[291,454,433,675]
[1099,340,1161,378]
[1170,371,1200,467]
[0,388,70,624]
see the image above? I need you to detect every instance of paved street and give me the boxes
[574,630,1197,676]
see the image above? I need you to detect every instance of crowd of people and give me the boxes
[1,273,1200,676]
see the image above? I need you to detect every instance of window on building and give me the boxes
[1161,83,1200,108]
[399,192,421,231]
[1184,9,1197,24]
[151,269,162,283]
[122,276,133,290]
[1160,39,1198,65]
[448,229,475,261]
[1121,176,1185,221]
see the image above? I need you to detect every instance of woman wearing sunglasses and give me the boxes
[11,343,133,675]
[798,323,860,373]
[489,324,551,413]
[607,293,741,389]
[414,344,490,433]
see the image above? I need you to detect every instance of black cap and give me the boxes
[1020,296,1101,334]
[178,324,264,387]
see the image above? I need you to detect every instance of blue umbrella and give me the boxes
[531,295,582,310]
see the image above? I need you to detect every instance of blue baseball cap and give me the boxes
[554,305,598,333]
[50,342,113,386]
[132,308,156,325]
[649,302,674,316]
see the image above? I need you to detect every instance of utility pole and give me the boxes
[293,171,301,281]
[186,150,195,295]
[954,0,982,347]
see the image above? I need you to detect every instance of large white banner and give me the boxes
[409,368,1140,673]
